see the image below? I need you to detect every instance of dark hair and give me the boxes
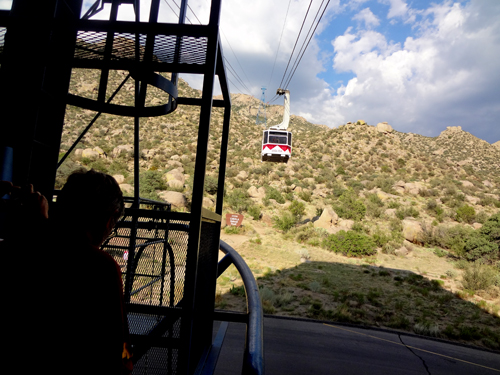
[54,170,124,238]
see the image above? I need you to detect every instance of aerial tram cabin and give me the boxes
[261,89,292,163]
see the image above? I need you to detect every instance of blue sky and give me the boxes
[2,0,499,143]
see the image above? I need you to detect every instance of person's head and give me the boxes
[55,169,124,245]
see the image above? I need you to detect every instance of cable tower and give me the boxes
[256,86,267,125]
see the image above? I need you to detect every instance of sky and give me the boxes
[1,0,499,143]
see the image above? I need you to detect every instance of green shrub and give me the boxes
[139,170,167,201]
[204,175,218,195]
[462,262,498,291]
[462,233,499,263]
[456,205,476,224]
[266,186,285,204]
[334,190,366,221]
[298,190,312,202]
[322,230,377,257]
[248,205,261,221]
[289,200,305,218]
[395,206,420,220]
[479,213,500,245]
[273,212,298,232]
[226,188,251,213]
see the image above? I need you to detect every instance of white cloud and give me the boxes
[352,8,380,29]
[311,0,500,142]
[380,0,409,19]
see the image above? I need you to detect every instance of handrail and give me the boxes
[219,240,264,375]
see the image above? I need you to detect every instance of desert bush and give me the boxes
[139,170,167,201]
[373,176,396,194]
[273,212,298,232]
[456,205,476,224]
[322,230,377,257]
[334,190,366,221]
[395,206,419,220]
[289,200,305,218]
[226,188,251,213]
[479,213,500,245]
[248,205,261,221]
[462,262,498,291]
[298,190,312,202]
[204,175,218,195]
[462,234,499,263]
[372,229,392,247]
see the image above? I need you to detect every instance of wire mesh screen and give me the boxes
[74,30,207,66]
[101,201,189,374]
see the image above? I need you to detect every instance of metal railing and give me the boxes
[217,240,264,375]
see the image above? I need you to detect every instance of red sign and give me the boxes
[226,213,244,227]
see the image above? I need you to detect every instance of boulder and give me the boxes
[483,180,494,188]
[112,145,133,157]
[170,155,180,161]
[472,223,483,230]
[113,174,125,184]
[314,207,339,230]
[82,148,99,160]
[402,219,423,243]
[404,182,422,195]
[376,122,393,133]
[167,179,184,190]
[158,191,187,208]
[248,186,266,199]
[165,169,185,184]
[460,180,474,188]
[166,160,183,168]
[203,197,214,208]
[119,184,134,195]
[465,195,480,205]
[357,120,367,125]
[338,219,354,229]
[243,157,253,164]
[141,149,156,160]
[392,181,405,194]
[93,147,106,157]
[236,170,248,181]
[75,149,83,158]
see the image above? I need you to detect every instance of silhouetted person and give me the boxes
[2,170,131,373]
[48,169,131,374]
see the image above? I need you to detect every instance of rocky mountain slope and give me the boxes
[59,68,500,349]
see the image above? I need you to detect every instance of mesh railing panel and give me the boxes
[74,30,207,65]
[101,203,189,374]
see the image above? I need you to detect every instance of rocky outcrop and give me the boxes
[113,175,125,184]
[376,122,393,133]
[82,148,99,160]
[248,186,266,199]
[158,191,187,208]
[112,145,133,157]
[402,219,423,243]
[314,207,339,231]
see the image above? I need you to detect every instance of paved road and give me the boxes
[214,317,500,375]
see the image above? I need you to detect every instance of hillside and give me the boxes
[59,69,500,350]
